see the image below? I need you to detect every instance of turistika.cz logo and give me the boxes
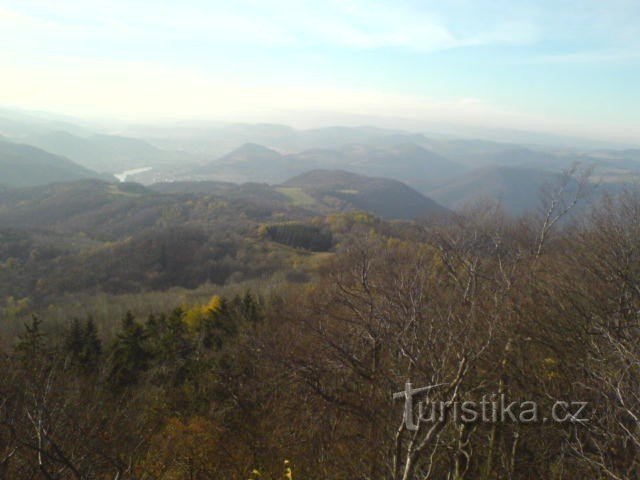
[393,382,589,431]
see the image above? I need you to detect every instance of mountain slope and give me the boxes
[283,169,448,220]
[23,131,198,173]
[216,143,283,166]
[336,142,463,191]
[427,166,561,215]
[0,139,111,188]
[195,143,295,183]
[192,141,463,188]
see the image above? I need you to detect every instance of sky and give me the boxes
[0,0,639,142]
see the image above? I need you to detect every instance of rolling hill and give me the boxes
[193,141,463,190]
[195,143,294,183]
[0,139,112,188]
[21,130,199,173]
[1,168,450,240]
[282,169,448,219]
[336,142,462,191]
[427,166,563,215]
[0,179,316,301]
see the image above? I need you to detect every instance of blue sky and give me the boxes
[0,0,638,141]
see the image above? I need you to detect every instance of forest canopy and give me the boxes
[1,180,639,479]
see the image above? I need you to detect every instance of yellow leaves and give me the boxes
[541,357,559,380]
[248,460,294,480]
[182,306,204,330]
[142,416,223,479]
[326,211,378,233]
[257,224,269,238]
[2,296,30,317]
[204,295,223,315]
[353,212,377,225]
[283,459,293,480]
[183,295,223,330]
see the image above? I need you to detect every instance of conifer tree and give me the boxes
[107,312,149,390]
[14,315,46,365]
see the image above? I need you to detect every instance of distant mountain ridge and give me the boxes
[193,141,462,190]
[155,168,449,220]
[282,169,448,219]
[427,165,564,215]
[1,109,638,207]
[20,130,199,173]
[0,139,112,188]
[336,142,462,190]
[195,143,288,183]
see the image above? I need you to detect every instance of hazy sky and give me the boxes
[1,0,639,142]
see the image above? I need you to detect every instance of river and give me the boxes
[114,167,153,182]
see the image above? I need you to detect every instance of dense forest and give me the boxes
[1,0,639,474]
[1,170,639,478]
[3,0,640,473]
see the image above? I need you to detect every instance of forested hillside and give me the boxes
[1,120,639,479]
[0,179,328,304]
[2,0,639,477]
[1,183,639,479]
[0,139,112,187]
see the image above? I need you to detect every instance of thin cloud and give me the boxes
[1,56,637,143]
[0,0,540,52]
[528,50,640,64]
[0,0,637,143]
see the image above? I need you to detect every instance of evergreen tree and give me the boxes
[64,318,83,355]
[241,291,262,323]
[149,308,196,386]
[14,315,47,364]
[201,297,236,350]
[64,318,102,374]
[82,318,101,372]
[107,312,149,390]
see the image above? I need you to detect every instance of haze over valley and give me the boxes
[1,109,638,217]
[2,1,640,479]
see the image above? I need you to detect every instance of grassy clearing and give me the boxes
[276,187,318,206]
